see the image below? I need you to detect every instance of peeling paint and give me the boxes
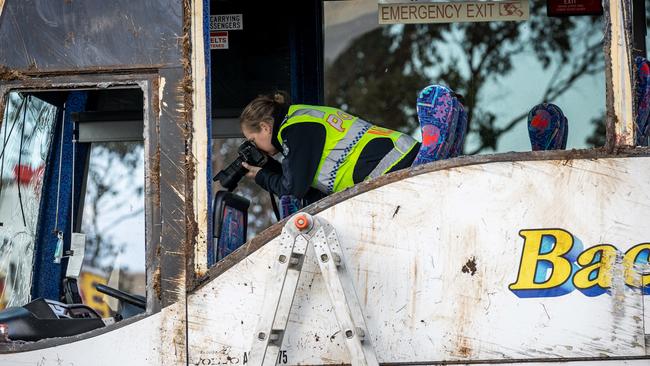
[158,76,166,118]
[153,267,162,301]
[160,303,188,365]
[604,0,636,147]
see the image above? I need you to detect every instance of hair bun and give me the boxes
[273,93,286,104]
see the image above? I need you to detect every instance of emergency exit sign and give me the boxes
[378,0,529,24]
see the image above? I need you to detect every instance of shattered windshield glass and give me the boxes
[0,92,58,309]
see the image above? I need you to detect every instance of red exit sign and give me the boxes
[547,0,603,16]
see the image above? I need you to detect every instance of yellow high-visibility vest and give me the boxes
[277,105,418,194]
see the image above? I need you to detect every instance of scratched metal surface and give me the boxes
[0,0,183,71]
[187,157,650,365]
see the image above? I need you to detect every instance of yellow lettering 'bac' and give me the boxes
[510,230,650,297]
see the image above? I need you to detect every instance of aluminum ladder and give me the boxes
[249,213,379,366]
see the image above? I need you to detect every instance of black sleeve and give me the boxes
[261,156,282,174]
[303,187,327,205]
[254,123,325,198]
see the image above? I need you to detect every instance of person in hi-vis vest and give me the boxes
[241,86,467,203]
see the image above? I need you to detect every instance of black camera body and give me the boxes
[214,140,268,191]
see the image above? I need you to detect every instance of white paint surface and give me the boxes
[3,156,650,365]
[188,157,650,364]
[0,312,163,366]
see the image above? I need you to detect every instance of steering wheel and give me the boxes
[95,283,146,310]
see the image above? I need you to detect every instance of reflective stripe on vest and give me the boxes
[366,134,417,180]
[289,108,325,119]
[315,119,371,193]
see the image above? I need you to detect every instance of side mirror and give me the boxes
[212,191,250,263]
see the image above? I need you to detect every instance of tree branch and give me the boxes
[468,38,604,155]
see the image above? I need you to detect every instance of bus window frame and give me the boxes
[604,0,638,148]
[0,74,160,320]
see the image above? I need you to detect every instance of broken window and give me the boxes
[0,88,147,318]
[0,88,148,341]
[0,92,59,309]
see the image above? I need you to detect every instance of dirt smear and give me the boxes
[461,257,477,276]
[181,0,197,284]
[0,65,28,81]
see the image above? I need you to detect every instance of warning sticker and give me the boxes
[210,31,229,50]
[547,0,603,16]
[210,14,243,31]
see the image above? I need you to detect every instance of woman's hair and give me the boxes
[240,91,290,132]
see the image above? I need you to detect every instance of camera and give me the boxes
[214,140,268,191]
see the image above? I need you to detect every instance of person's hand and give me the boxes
[242,162,262,179]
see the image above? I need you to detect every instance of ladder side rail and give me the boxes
[323,228,372,340]
[249,229,309,366]
[311,220,380,366]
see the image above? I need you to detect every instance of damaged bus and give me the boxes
[0,0,648,365]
